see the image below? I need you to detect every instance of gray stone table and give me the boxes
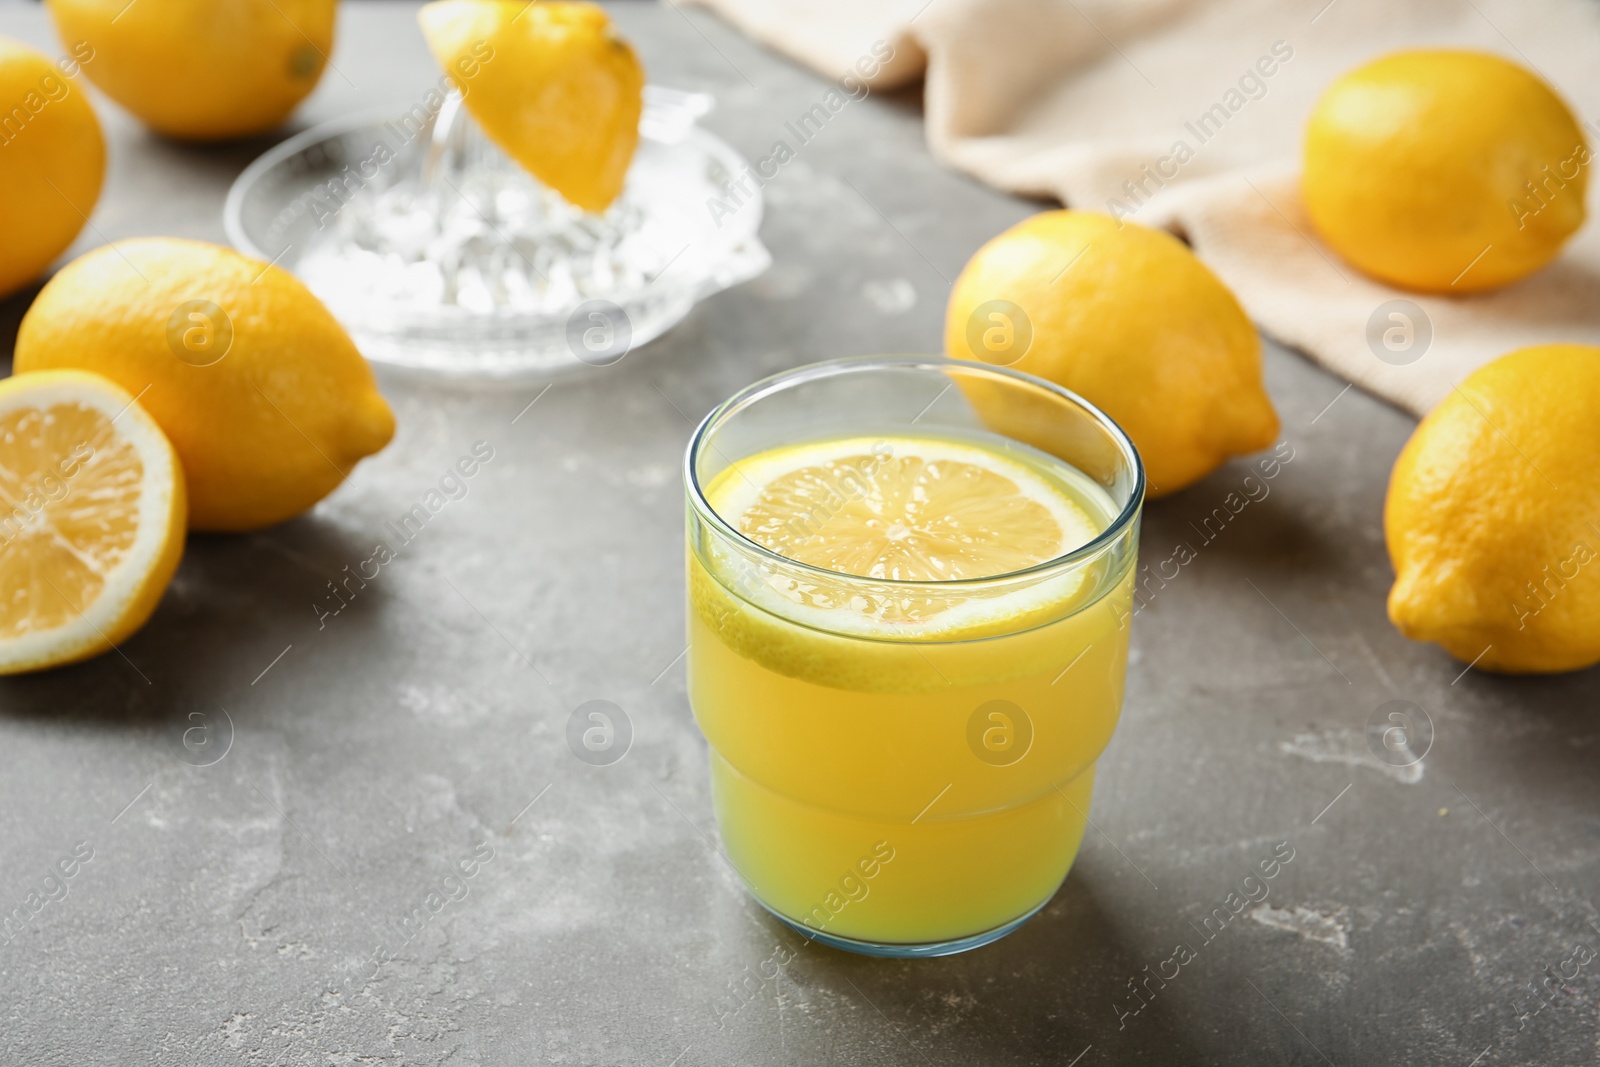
[1,2,1597,1064]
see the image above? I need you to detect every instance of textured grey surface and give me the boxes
[2,2,1599,1065]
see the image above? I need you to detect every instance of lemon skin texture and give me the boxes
[1304,50,1588,293]
[0,36,105,298]
[1387,344,1600,673]
[45,0,338,140]
[945,211,1278,498]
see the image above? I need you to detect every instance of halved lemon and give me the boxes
[0,371,186,674]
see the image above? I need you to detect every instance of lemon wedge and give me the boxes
[418,0,644,213]
[0,371,186,674]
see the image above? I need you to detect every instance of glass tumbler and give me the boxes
[684,356,1144,957]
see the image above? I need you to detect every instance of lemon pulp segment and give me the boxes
[0,401,142,636]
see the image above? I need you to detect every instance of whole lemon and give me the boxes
[0,36,104,299]
[45,0,337,140]
[15,238,395,532]
[945,211,1279,497]
[1387,344,1600,673]
[419,0,644,213]
[1303,50,1588,293]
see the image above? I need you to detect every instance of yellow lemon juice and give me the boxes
[688,432,1136,949]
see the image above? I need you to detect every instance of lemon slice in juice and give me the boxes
[718,436,1097,583]
[697,435,1112,660]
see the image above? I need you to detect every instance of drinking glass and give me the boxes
[684,356,1144,957]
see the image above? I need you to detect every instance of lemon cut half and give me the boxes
[0,371,186,674]
[702,436,1107,641]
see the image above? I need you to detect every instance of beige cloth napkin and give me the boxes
[684,0,1600,418]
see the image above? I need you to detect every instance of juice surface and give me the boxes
[688,432,1135,945]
